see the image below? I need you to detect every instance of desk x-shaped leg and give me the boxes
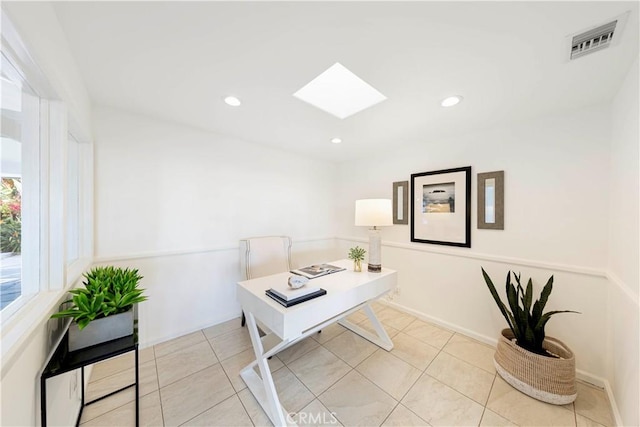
[240,302,393,426]
[241,312,292,426]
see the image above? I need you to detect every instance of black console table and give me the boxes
[40,331,139,427]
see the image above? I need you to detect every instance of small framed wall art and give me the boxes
[392,181,409,224]
[477,170,504,230]
[410,166,471,247]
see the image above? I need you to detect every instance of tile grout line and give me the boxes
[156,357,220,390]
[80,359,160,424]
[89,352,140,384]
[322,331,378,369]
[478,373,499,426]
[153,330,207,360]
[148,343,166,427]
[234,391,259,427]
[340,364,403,424]
[157,379,166,427]
[403,329,491,426]
[440,349,497,376]
[357,310,427,426]
[430,333,508,416]
[287,345,354,400]
[154,328,255,425]
[162,330,242,426]
[378,401,402,427]
[391,401,434,427]
[309,362,392,427]
[372,307,445,424]
[176,393,239,427]
[277,335,323,366]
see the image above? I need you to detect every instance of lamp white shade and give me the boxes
[355,199,392,227]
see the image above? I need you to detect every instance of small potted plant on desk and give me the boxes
[348,246,366,272]
[51,266,147,351]
[481,268,579,404]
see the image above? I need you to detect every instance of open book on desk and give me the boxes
[290,263,345,279]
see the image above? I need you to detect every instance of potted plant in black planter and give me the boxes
[481,268,579,404]
[52,266,147,351]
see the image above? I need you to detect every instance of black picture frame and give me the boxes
[410,166,471,247]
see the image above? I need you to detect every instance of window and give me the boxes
[65,133,93,285]
[0,54,41,314]
[66,135,80,264]
[1,12,93,368]
[1,15,93,319]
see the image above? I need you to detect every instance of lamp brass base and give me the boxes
[367,264,382,273]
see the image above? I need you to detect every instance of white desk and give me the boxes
[236,259,397,426]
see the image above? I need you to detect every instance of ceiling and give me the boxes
[53,1,639,163]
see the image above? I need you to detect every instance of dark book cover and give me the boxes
[265,288,327,307]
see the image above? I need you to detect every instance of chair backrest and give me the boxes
[239,236,292,280]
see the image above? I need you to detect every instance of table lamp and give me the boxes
[355,199,393,273]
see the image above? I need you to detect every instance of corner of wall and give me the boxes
[606,55,640,427]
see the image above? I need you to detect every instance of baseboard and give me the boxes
[378,298,623,425]
[380,298,498,347]
[603,378,624,427]
[574,369,606,388]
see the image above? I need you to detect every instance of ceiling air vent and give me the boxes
[570,20,617,60]
[568,12,629,61]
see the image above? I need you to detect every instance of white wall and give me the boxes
[1,3,93,426]
[92,106,339,347]
[607,57,639,427]
[2,2,92,141]
[336,104,612,381]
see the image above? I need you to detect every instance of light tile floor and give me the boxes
[79,304,614,426]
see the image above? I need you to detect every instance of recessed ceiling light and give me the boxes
[293,63,387,119]
[441,96,463,107]
[224,96,241,107]
[331,137,342,144]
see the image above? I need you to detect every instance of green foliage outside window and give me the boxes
[0,178,22,254]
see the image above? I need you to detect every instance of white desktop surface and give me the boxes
[237,259,397,340]
[236,259,397,426]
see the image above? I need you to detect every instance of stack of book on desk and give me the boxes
[265,283,327,307]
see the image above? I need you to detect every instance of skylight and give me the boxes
[293,63,387,119]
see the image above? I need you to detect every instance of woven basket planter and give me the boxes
[494,328,577,405]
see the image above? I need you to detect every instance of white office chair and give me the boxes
[239,236,292,326]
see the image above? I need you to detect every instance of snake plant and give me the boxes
[481,268,579,356]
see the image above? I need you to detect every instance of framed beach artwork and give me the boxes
[410,166,471,247]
